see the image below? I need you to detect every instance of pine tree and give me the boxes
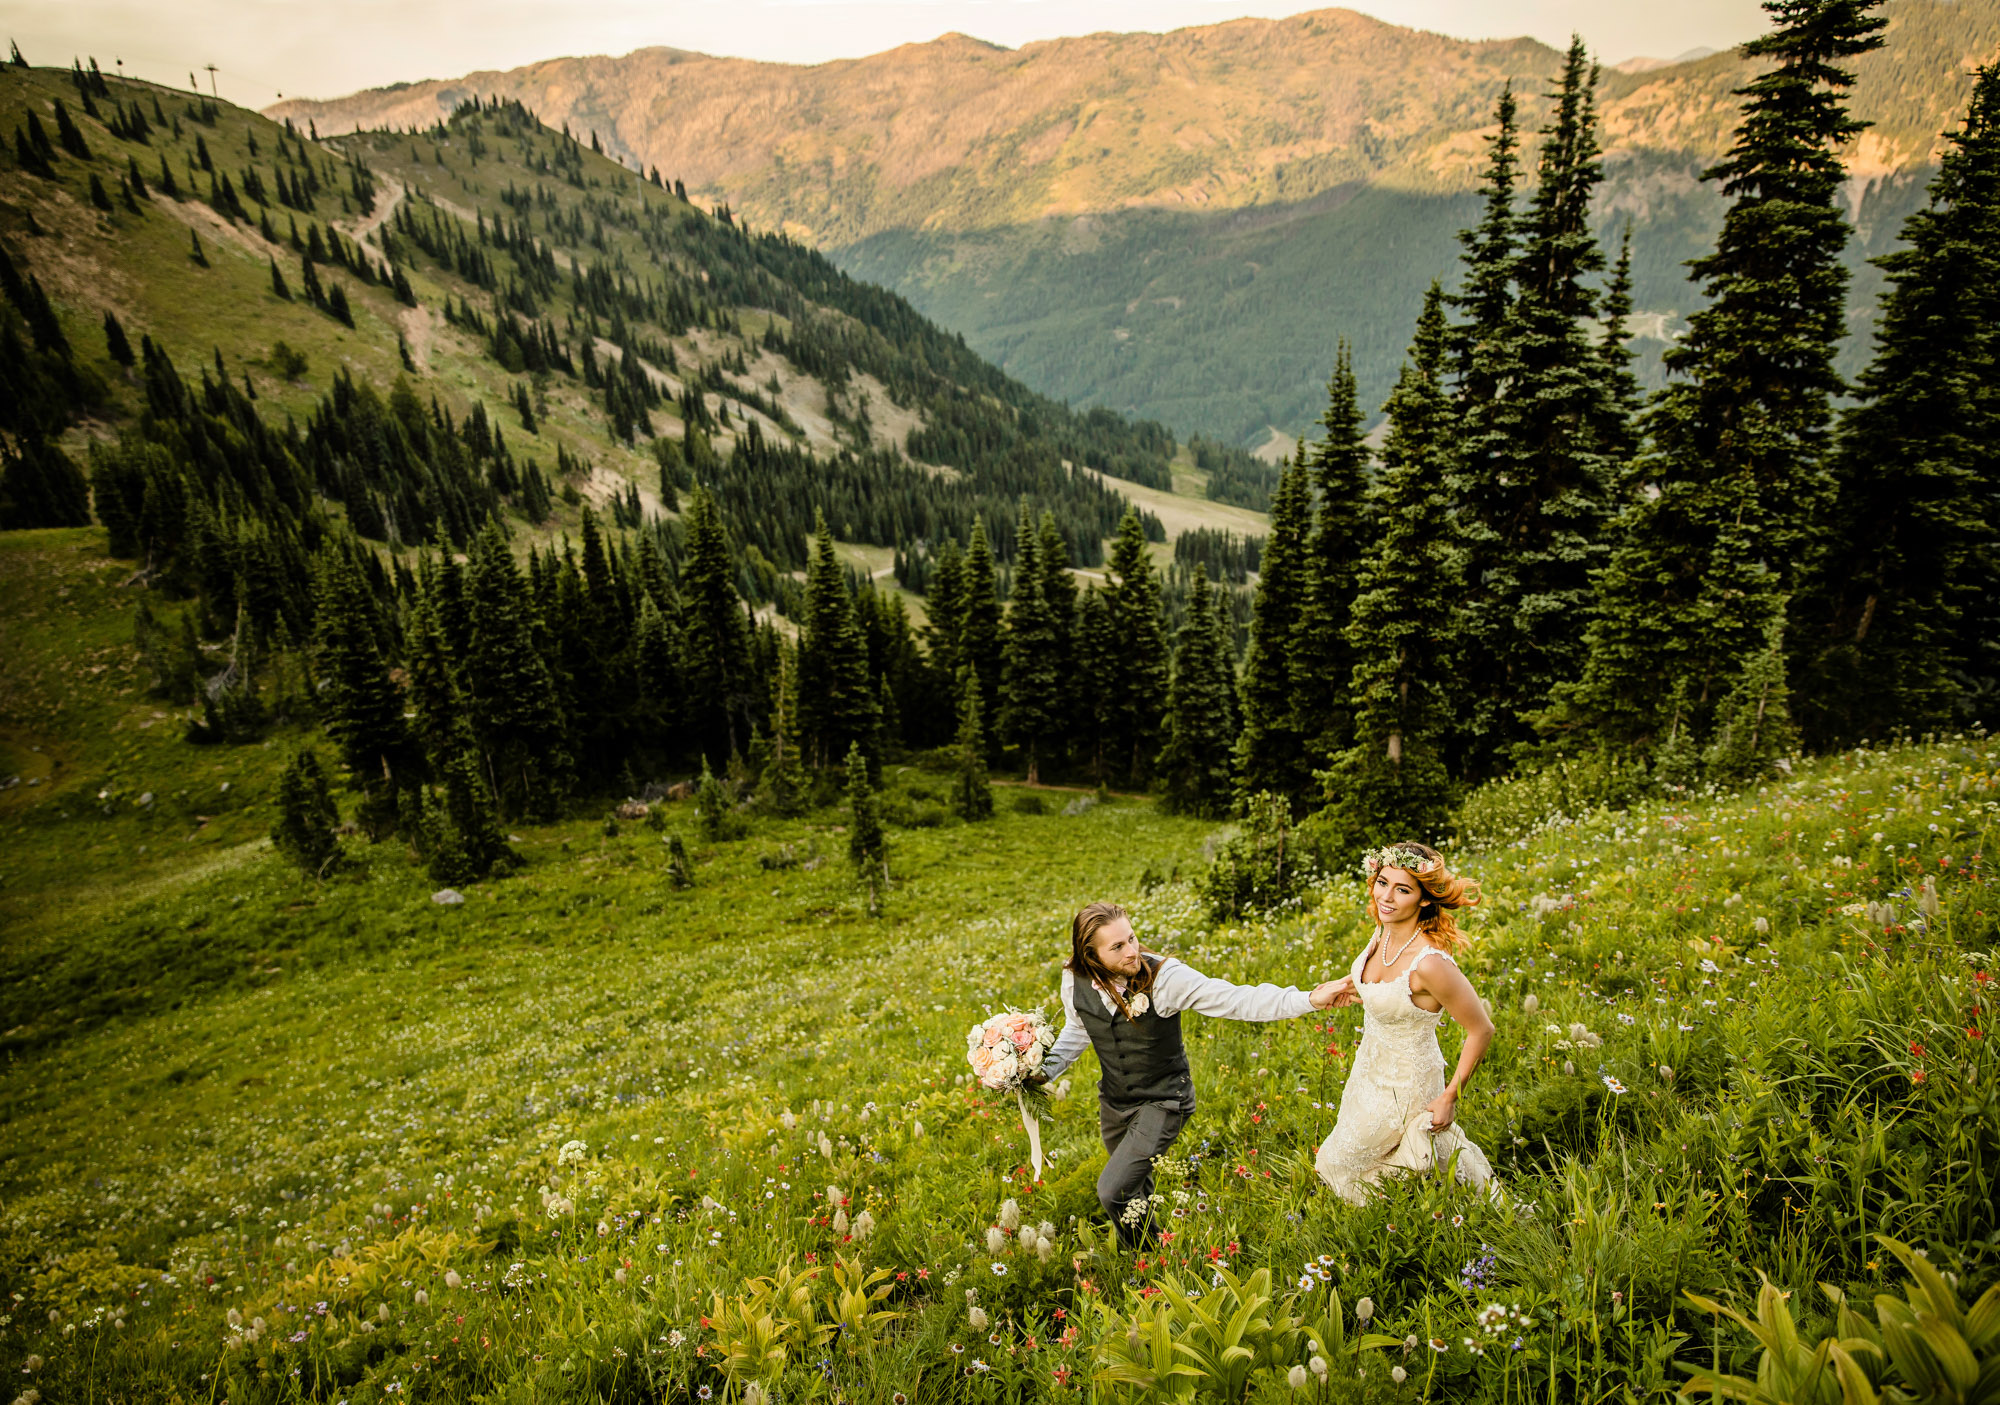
[759,641,809,815]
[1233,454,1313,808]
[407,593,513,882]
[270,748,343,877]
[269,256,290,301]
[463,520,573,820]
[694,756,739,842]
[314,554,419,839]
[958,518,1004,731]
[0,439,91,529]
[1703,617,1796,784]
[1102,508,1169,787]
[1597,224,1644,462]
[798,513,880,772]
[1291,341,1373,782]
[1454,38,1620,773]
[1794,63,2000,742]
[845,741,888,913]
[1450,84,1520,399]
[102,309,134,366]
[188,228,207,268]
[1319,283,1462,849]
[1570,0,1884,765]
[1158,565,1238,817]
[999,500,1066,783]
[1073,586,1118,780]
[327,282,353,327]
[953,668,995,820]
[922,537,967,686]
[677,488,756,765]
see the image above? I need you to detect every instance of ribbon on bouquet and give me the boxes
[1017,1088,1045,1181]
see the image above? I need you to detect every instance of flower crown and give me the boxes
[1361,845,1439,880]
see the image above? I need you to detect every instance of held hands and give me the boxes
[1309,975,1359,1010]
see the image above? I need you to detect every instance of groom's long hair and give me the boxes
[1066,901,1159,1022]
[1368,842,1481,953]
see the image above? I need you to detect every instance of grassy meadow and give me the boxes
[2,524,1997,1405]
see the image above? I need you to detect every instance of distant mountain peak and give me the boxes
[1612,45,1724,74]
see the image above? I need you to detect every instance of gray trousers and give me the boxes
[1097,1096,1192,1247]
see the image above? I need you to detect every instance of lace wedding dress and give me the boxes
[1313,932,1498,1206]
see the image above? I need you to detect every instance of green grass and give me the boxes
[2,527,1997,1403]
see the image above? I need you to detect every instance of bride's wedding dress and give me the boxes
[1314,932,1498,1206]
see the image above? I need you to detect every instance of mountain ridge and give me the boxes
[266,1,2000,444]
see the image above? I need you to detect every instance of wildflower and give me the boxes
[668,1330,685,1348]
[557,1140,589,1166]
[1356,1297,1375,1323]
[1311,1355,1329,1381]
[1392,1365,1409,1383]
[999,1199,1022,1231]
[1429,1338,1449,1352]
[1523,993,1540,1015]
[894,1395,910,1404]
[1658,1066,1674,1084]
[970,1358,991,1372]
[990,1263,1008,1276]
[1288,1364,1311,1389]
[23,1355,43,1370]
[697,1388,713,1401]
[969,1307,989,1330]
[853,1210,876,1240]
[1451,1214,1465,1227]
[989,1333,1004,1346]
[444,1271,463,1290]
[986,1227,1007,1256]
[414,1290,428,1306]
[1602,1075,1626,1095]
[949,1343,965,1355]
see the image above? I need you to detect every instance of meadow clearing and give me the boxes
[1,527,1996,1404]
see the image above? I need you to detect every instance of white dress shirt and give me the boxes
[1040,958,1315,1083]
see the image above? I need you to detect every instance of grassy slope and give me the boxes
[2,524,1996,1403]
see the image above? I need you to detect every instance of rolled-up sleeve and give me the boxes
[1041,967,1092,1081]
[1151,958,1314,1021]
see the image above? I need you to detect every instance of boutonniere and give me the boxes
[1127,993,1150,1018]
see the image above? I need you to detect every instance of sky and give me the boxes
[4,0,1773,113]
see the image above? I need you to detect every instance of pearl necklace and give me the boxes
[1379,924,1424,973]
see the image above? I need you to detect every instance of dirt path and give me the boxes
[341,176,405,249]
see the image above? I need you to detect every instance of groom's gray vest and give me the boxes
[1076,955,1193,1107]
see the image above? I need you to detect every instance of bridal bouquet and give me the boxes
[966,1008,1057,1091]
[966,1008,1059,1179]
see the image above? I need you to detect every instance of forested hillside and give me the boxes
[1,55,1279,858]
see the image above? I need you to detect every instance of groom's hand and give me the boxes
[1310,976,1357,1010]
[1025,1072,1049,1087]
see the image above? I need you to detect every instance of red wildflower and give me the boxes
[1910,1042,1927,1058]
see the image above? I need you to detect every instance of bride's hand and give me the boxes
[1311,976,1358,1010]
[1427,1087,1458,1132]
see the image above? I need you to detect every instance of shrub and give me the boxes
[1011,792,1047,816]
[269,748,342,877]
[1194,791,1319,921]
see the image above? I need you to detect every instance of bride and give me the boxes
[1313,841,1499,1205]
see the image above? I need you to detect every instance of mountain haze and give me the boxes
[273,1,2000,446]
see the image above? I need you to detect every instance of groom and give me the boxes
[1035,901,1341,1247]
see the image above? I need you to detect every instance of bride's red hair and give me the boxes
[1366,841,1480,953]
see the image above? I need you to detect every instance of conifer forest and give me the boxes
[0,3,1997,1402]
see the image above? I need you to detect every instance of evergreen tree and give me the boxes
[102,309,134,366]
[1292,341,1373,781]
[1158,565,1237,818]
[1794,64,2000,741]
[0,439,91,529]
[1597,224,1644,462]
[1102,508,1169,786]
[314,554,419,838]
[694,756,738,842]
[958,518,1004,732]
[1703,617,1796,784]
[844,741,888,913]
[952,668,994,820]
[1454,38,1620,773]
[922,536,967,687]
[188,228,207,268]
[759,641,809,816]
[677,488,756,765]
[1233,453,1313,808]
[269,256,291,301]
[269,748,343,877]
[798,514,880,773]
[1320,284,1462,848]
[1073,586,1118,780]
[407,593,513,881]
[463,520,573,820]
[999,500,1066,783]
[1450,83,1521,400]
[1569,0,1885,762]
